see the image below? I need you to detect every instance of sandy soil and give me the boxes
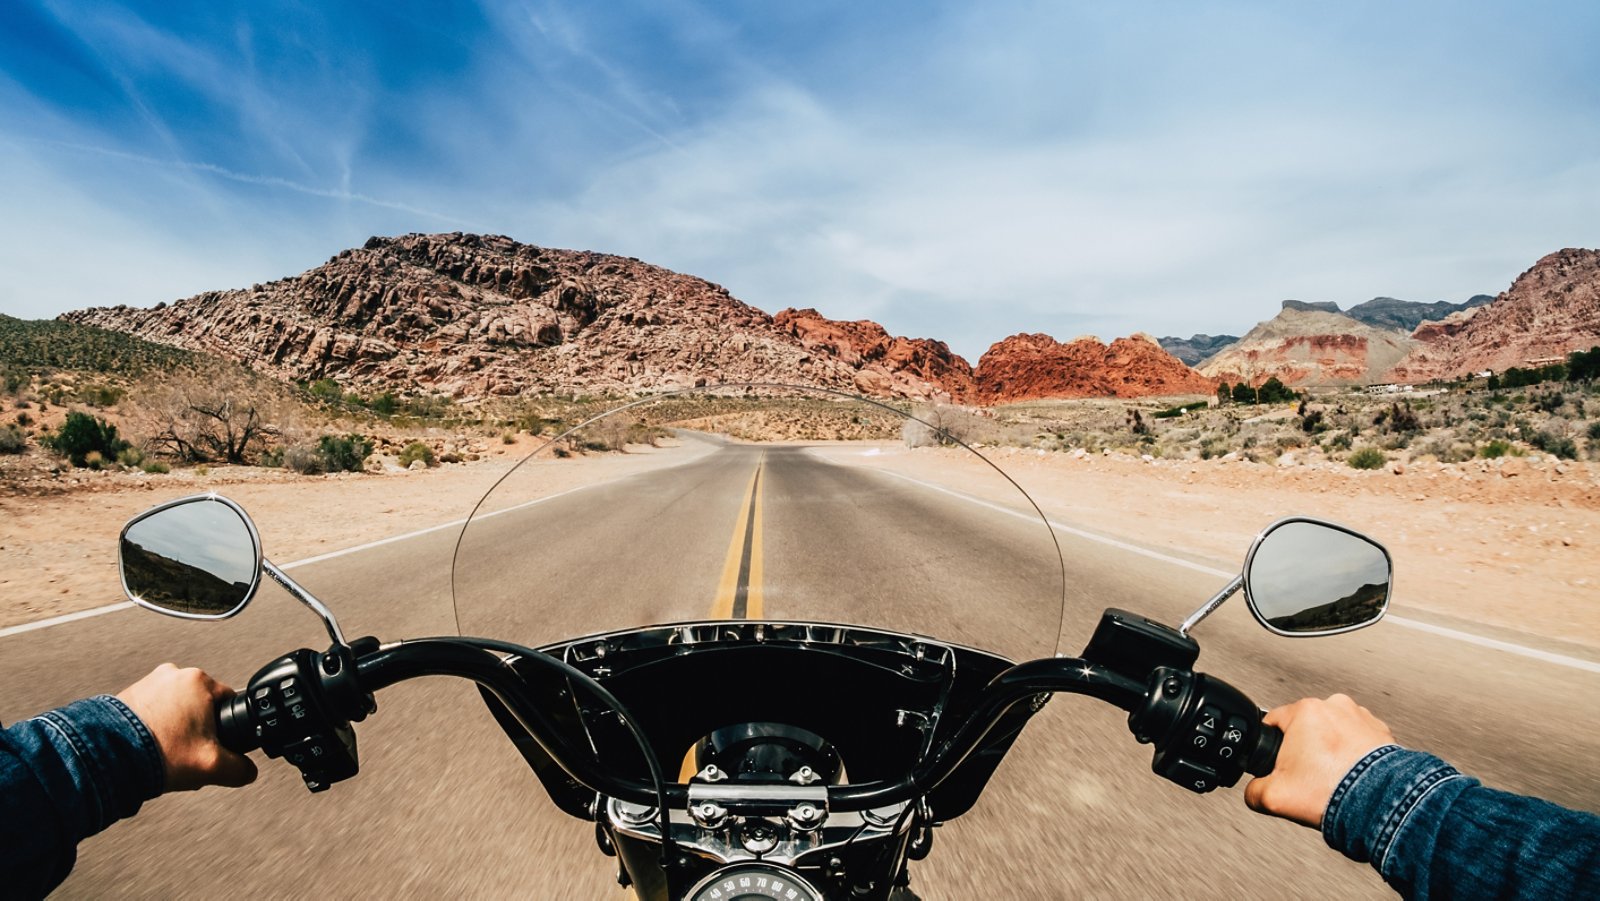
[5,436,1596,653]
[0,437,713,629]
[813,444,1600,652]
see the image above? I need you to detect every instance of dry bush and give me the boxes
[130,366,295,464]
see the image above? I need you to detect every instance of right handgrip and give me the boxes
[1247,721,1281,777]
[217,694,260,754]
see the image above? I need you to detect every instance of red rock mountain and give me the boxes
[64,233,969,401]
[975,333,1215,402]
[1387,249,1600,382]
[64,232,1220,404]
[773,308,976,401]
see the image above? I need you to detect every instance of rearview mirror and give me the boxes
[119,495,263,619]
[1243,518,1391,637]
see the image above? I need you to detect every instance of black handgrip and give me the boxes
[217,694,259,754]
[1247,721,1281,777]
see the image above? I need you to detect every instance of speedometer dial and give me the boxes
[684,863,826,901]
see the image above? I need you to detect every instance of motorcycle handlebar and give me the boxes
[1248,721,1282,777]
[217,693,259,754]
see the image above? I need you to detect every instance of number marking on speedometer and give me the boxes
[710,455,765,620]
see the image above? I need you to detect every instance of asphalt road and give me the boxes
[3,442,1597,899]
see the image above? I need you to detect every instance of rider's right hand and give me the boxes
[1243,694,1396,828]
[116,664,259,792]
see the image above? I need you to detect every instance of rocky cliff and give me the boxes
[975,333,1215,403]
[64,233,967,401]
[1387,249,1600,382]
[772,308,975,401]
[1197,304,1418,386]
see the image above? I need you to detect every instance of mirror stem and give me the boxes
[1179,574,1242,637]
[263,560,349,650]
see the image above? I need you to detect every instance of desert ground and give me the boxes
[4,433,1595,653]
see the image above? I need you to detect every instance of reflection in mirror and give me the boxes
[120,498,260,618]
[1245,520,1390,636]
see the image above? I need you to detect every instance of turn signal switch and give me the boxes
[1127,667,1280,794]
[216,641,378,792]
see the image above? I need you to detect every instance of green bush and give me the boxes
[1257,376,1296,404]
[1479,439,1513,458]
[1231,382,1258,405]
[316,434,373,472]
[398,441,436,468]
[43,411,129,467]
[308,379,343,403]
[1152,401,1207,419]
[115,446,145,468]
[283,444,324,474]
[1347,446,1387,470]
[1530,432,1578,460]
[140,459,170,474]
[0,424,25,454]
[1588,421,1600,441]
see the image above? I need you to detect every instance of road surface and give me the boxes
[2,441,1596,899]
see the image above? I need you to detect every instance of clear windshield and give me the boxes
[451,385,1067,663]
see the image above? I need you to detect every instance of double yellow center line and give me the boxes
[708,454,765,620]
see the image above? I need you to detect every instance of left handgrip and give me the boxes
[217,694,260,754]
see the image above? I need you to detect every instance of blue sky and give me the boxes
[2,1,1597,360]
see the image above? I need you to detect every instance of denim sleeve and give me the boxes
[1322,744,1600,900]
[0,696,166,899]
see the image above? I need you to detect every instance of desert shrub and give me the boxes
[501,431,516,444]
[367,392,399,416]
[398,441,437,468]
[14,412,32,427]
[1300,409,1325,433]
[308,379,343,403]
[1,367,27,395]
[1215,382,1231,405]
[317,434,372,472]
[140,459,170,474]
[1348,446,1387,470]
[134,367,283,464]
[78,383,125,407]
[1126,409,1148,435]
[283,444,324,474]
[43,411,129,467]
[1323,431,1354,452]
[1152,401,1206,419]
[116,446,145,468]
[1588,421,1600,441]
[0,424,26,454]
[1529,431,1578,460]
[1537,392,1566,414]
[1479,439,1513,458]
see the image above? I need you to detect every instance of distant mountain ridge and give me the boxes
[1156,334,1238,366]
[62,232,1209,403]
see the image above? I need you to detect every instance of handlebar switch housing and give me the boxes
[1127,667,1267,794]
[243,648,364,792]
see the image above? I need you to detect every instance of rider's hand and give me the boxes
[116,663,259,792]
[1243,694,1395,828]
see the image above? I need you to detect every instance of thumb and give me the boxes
[210,750,259,788]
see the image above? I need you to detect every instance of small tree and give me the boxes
[44,411,129,467]
[1216,381,1231,406]
[134,366,284,464]
[1486,373,1501,391]
[1257,377,1295,404]
[1231,382,1258,405]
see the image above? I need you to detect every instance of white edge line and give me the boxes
[876,468,1600,675]
[0,481,607,641]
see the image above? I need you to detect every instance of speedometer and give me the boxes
[684,863,826,901]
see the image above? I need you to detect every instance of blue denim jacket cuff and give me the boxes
[1322,744,1476,879]
[35,695,166,835]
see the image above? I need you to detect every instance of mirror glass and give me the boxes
[120,498,261,617]
[1244,520,1390,635]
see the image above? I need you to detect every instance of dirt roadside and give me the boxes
[5,439,1596,653]
[813,444,1600,652]
[0,438,711,629]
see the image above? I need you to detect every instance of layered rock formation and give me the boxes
[1198,304,1418,387]
[772,308,975,401]
[64,233,967,401]
[1156,333,1238,366]
[975,333,1215,403]
[1387,249,1600,382]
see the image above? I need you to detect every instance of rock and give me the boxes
[1387,249,1600,382]
[1390,460,1406,475]
[974,332,1215,402]
[1276,453,1297,468]
[1500,457,1529,478]
[1141,454,1155,463]
[408,459,427,471]
[1198,304,1418,387]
